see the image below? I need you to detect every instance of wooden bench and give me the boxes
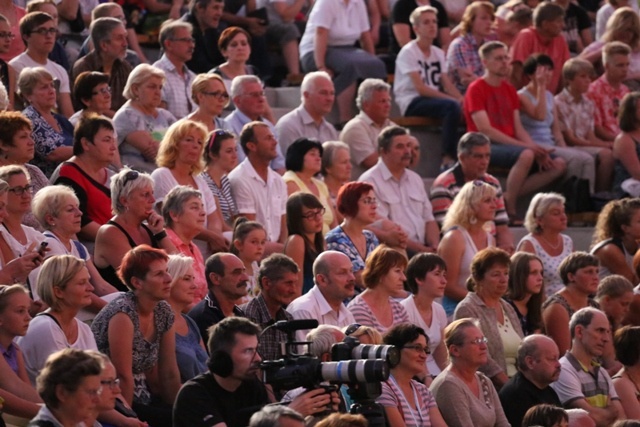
[391,116,442,128]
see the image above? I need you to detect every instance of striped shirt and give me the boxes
[347,295,409,334]
[201,172,238,224]
[377,377,437,427]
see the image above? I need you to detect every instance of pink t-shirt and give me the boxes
[510,27,570,94]
[0,6,26,63]
[587,75,630,137]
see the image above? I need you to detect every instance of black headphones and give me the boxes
[207,350,234,377]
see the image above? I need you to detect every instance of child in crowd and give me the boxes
[555,58,615,193]
[231,217,266,302]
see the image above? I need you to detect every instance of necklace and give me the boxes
[540,234,561,250]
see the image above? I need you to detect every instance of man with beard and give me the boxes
[241,253,299,360]
[358,125,439,254]
[551,308,625,427]
[188,253,249,343]
[499,334,563,427]
[153,20,196,119]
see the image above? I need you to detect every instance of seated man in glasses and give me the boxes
[11,12,74,117]
[71,17,132,113]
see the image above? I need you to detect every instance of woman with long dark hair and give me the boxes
[505,252,544,336]
[284,192,325,296]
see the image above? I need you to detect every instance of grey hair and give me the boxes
[300,71,332,102]
[516,334,552,372]
[231,75,261,99]
[306,325,343,357]
[123,64,166,100]
[457,132,490,156]
[159,19,193,47]
[167,254,195,288]
[110,168,154,215]
[524,192,566,234]
[0,179,8,196]
[31,185,79,230]
[90,17,124,53]
[356,78,391,110]
[566,409,591,425]
[569,307,603,339]
[17,67,53,98]
[249,405,304,427]
[92,2,122,20]
[161,185,203,227]
[321,140,349,175]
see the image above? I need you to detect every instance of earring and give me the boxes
[470,216,477,225]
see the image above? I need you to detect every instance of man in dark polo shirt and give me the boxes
[188,253,248,344]
[499,334,562,427]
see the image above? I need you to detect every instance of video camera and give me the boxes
[260,320,399,427]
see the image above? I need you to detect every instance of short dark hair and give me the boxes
[205,129,235,159]
[619,92,640,133]
[405,253,447,294]
[614,325,640,366]
[190,0,223,16]
[73,115,115,156]
[205,252,228,289]
[258,253,299,289]
[19,11,53,40]
[533,1,564,27]
[522,53,554,76]
[522,404,568,427]
[383,323,428,352]
[457,132,490,156]
[207,316,261,355]
[239,121,268,155]
[470,247,511,284]
[378,125,409,152]
[285,137,323,172]
[336,181,373,218]
[558,252,599,286]
[73,71,110,110]
[479,41,506,60]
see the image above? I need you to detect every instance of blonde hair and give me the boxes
[167,254,195,288]
[32,185,79,230]
[604,7,640,49]
[36,255,87,310]
[190,73,229,107]
[524,192,566,234]
[460,1,495,35]
[442,180,497,231]
[110,168,154,215]
[123,64,166,100]
[156,119,208,174]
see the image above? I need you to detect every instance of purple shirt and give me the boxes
[1,341,19,374]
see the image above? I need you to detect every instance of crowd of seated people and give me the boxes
[2,0,640,426]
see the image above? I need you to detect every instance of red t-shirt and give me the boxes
[464,78,520,138]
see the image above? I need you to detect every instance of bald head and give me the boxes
[313,250,356,303]
[517,334,561,387]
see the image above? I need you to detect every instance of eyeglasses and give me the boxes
[0,32,14,39]
[171,37,196,43]
[360,197,378,206]
[301,208,325,220]
[344,323,362,336]
[466,337,489,346]
[243,90,265,98]
[123,170,139,185]
[100,378,121,389]
[81,386,103,398]
[403,344,430,355]
[30,27,58,36]
[202,91,230,101]
[92,86,111,96]
[8,184,33,196]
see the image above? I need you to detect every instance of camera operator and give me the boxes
[241,254,299,360]
[287,251,357,341]
[173,317,339,427]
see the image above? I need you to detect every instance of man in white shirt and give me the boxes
[226,75,286,174]
[12,12,74,117]
[153,20,196,119]
[287,250,356,341]
[393,5,463,169]
[275,71,338,154]
[340,78,396,180]
[228,121,288,252]
[359,125,439,255]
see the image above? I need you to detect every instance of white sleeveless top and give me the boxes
[516,233,573,297]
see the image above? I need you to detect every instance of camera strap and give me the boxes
[389,375,424,427]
